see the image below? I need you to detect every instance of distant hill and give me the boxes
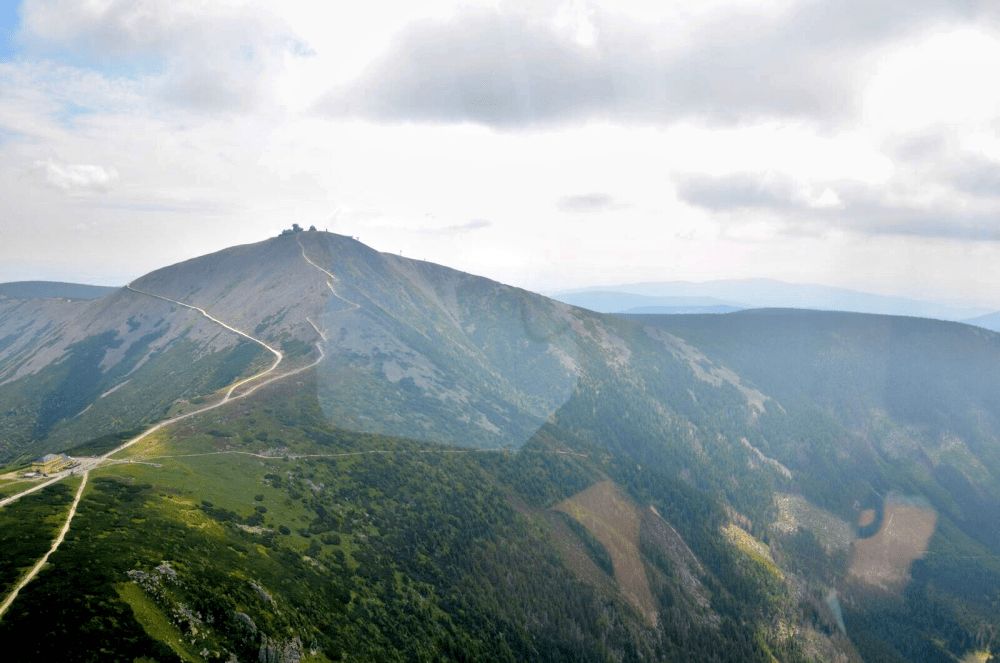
[965,310,1000,332]
[621,304,742,315]
[553,290,745,313]
[554,278,988,320]
[0,281,116,301]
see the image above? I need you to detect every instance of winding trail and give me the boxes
[0,233,587,620]
[307,317,327,342]
[135,447,588,462]
[0,473,88,619]
[0,237,344,619]
[297,235,362,313]
[124,285,284,402]
[79,285,290,461]
[0,475,67,509]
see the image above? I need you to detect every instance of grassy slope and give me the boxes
[0,478,81,598]
[0,334,267,464]
[0,373,792,663]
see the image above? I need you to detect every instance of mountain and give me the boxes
[0,281,117,301]
[0,272,272,461]
[0,230,999,662]
[965,310,1000,333]
[621,304,743,315]
[552,291,745,314]
[554,278,990,320]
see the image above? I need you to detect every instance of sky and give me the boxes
[2,1,1000,306]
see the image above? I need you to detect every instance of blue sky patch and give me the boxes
[0,1,20,61]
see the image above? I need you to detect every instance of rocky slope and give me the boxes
[0,231,998,661]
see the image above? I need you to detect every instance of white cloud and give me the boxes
[3,0,1000,309]
[864,28,1000,133]
[18,0,308,112]
[35,159,119,191]
[318,1,1000,128]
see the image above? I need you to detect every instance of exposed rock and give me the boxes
[233,611,257,638]
[250,580,275,606]
[258,635,303,663]
[156,560,179,583]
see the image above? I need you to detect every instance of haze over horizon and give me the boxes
[4,1,1000,306]
[2,231,994,318]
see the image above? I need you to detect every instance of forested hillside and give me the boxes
[0,233,998,662]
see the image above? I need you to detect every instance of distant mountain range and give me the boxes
[553,278,995,322]
[964,310,1000,333]
[6,276,996,327]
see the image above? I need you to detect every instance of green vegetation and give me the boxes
[0,335,266,463]
[0,479,37,499]
[115,582,202,663]
[2,235,1000,661]
[0,479,79,597]
[63,429,146,457]
[0,375,790,662]
[554,510,615,576]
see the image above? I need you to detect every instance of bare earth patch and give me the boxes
[849,495,937,591]
[556,480,658,625]
[541,510,618,595]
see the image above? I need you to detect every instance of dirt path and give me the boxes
[0,472,88,619]
[137,448,510,461]
[107,239,358,462]
[0,250,339,617]
[0,239,588,619]
[2,235,578,620]
[135,447,586,462]
[99,286,290,460]
[297,235,362,312]
[124,285,284,401]
[0,475,65,509]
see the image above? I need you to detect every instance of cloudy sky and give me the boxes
[3,1,1000,305]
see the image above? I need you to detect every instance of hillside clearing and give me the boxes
[556,480,658,625]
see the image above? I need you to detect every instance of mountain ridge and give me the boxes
[0,281,117,301]
[0,230,998,662]
[554,278,991,321]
